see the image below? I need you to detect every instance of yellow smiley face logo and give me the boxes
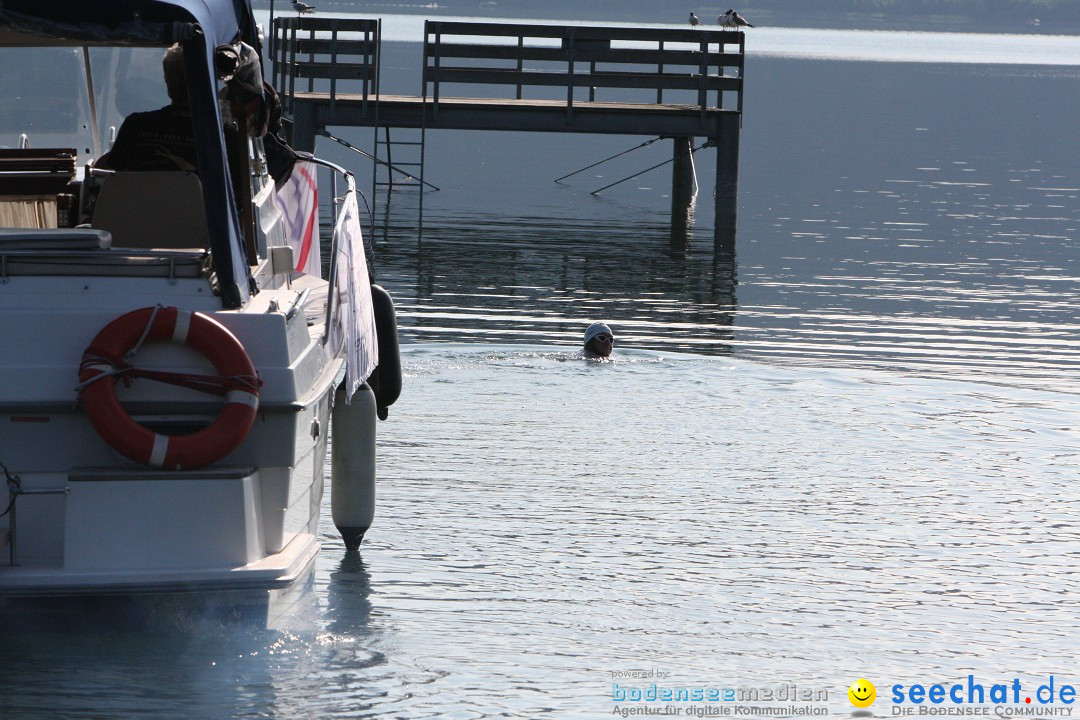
[848,679,876,708]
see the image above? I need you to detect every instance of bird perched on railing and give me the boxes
[292,0,316,14]
[719,9,754,29]
[689,12,701,28]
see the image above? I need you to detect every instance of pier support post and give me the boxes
[713,115,740,245]
[669,197,696,255]
[671,136,698,207]
[665,138,699,253]
[670,136,698,252]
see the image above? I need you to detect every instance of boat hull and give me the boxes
[0,546,320,630]
[0,277,344,609]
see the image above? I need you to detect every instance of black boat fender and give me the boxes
[367,284,401,420]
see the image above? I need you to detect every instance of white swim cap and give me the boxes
[584,322,613,344]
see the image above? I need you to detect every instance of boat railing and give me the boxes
[304,156,363,347]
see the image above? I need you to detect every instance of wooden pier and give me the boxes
[271,18,745,241]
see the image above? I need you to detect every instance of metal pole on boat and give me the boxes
[269,0,276,60]
[331,165,339,232]
[82,46,102,158]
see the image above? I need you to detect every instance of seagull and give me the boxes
[292,0,316,14]
[689,12,701,28]
[720,8,754,29]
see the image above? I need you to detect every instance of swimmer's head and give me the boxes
[584,321,614,358]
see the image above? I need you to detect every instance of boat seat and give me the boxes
[91,171,209,249]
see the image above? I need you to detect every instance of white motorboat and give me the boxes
[0,0,399,624]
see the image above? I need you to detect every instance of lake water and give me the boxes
[358,29,1080,395]
[2,12,1080,720]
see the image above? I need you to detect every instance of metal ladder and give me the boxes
[373,126,427,193]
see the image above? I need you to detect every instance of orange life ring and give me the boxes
[78,306,260,470]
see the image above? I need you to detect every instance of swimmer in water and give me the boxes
[583,322,614,358]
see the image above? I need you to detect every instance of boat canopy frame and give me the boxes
[0,0,264,308]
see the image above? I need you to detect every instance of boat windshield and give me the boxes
[0,45,172,163]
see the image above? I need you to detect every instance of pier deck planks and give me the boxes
[292,92,735,136]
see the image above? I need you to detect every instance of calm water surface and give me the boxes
[2,348,1078,717]
[2,16,1079,720]
[360,44,1080,394]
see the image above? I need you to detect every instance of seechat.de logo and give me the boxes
[849,679,877,708]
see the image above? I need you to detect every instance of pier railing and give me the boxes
[270,18,746,241]
[272,18,743,123]
[272,17,381,118]
[423,21,744,123]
